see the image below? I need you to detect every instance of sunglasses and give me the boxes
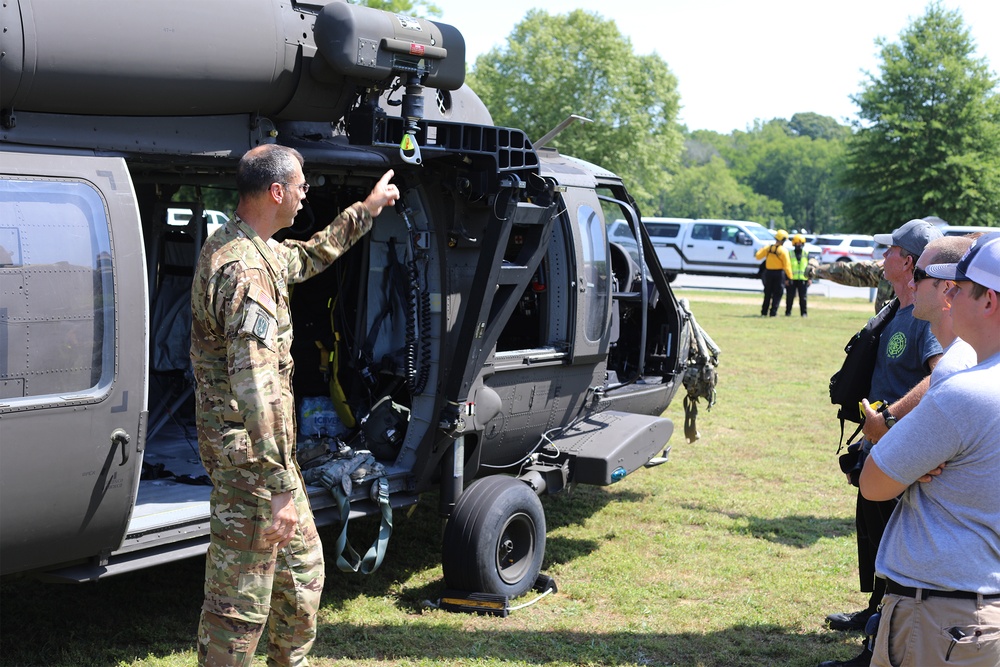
[281,181,310,193]
[912,267,930,283]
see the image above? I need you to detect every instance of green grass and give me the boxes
[0,291,880,667]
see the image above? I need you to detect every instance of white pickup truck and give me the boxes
[609,217,820,281]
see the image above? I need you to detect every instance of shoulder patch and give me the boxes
[239,300,277,350]
[246,282,277,317]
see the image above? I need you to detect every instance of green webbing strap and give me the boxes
[328,475,393,574]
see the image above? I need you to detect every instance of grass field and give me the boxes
[0,290,881,667]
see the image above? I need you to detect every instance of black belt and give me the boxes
[885,578,1000,601]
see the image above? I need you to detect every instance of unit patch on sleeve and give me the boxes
[240,283,278,348]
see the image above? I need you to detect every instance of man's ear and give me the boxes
[269,182,284,204]
[984,288,999,315]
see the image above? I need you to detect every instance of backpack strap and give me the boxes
[837,418,865,454]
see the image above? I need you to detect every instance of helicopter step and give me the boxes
[549,410,674,485]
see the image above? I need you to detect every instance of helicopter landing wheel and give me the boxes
[442,475,546,599]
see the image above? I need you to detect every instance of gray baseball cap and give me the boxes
[872,219,943,257]
[927,231,1000,291]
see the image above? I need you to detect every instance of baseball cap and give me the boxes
[926,231,1000,291]
[873,219,943,257]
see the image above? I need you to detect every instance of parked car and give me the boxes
[167,207,229,236]
[608,218,820,280]
[608,217,690,257]
[814,234,876,263]
[776,231,823,264]
[941,225,997,237]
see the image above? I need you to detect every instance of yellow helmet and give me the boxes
[774,229,788,242]
[792,234,806,245]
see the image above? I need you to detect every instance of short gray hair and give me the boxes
[236,144,304,196]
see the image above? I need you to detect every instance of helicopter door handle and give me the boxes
[111,429,131,466]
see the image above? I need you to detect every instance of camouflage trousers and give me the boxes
[198,479,325,667]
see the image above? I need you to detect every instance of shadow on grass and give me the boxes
[0,482,646,667]
[317,483,632,608]
[679,502,855,548]
[730,513,855,548]
[310,621,862,667]
[0,566,864,667]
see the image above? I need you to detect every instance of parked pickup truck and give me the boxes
[609,217,819,281]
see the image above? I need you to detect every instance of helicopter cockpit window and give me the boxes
[0,179,114,401]
[577,204,609,342]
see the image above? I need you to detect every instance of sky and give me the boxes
[427,0,1000,134]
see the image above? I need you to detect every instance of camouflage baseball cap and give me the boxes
[873,219,942,257]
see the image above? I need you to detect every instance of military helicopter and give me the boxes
[0,0,719,600]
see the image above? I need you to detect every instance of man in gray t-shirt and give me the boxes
[860,232,1000,667]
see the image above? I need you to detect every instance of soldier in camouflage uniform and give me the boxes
[190,144,398,666]
[809,257,895,312]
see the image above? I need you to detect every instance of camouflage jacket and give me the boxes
[190,203,373,495]
[810,259,895,312]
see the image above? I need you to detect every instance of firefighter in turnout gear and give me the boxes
[786,234,813,316]
[755,229,793,316]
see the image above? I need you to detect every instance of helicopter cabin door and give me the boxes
[0,153,148,576]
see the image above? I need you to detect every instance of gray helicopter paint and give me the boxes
[0,153,148,576]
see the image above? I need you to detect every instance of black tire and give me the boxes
[441,476,546,598]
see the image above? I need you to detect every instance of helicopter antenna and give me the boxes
[534,114,593,148]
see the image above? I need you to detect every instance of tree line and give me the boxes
[462,2,1000,233]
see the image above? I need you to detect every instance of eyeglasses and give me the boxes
[281,181,310,193]
[912,267,930,283]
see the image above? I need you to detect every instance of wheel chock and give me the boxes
[434,574,558,617]
[533,573,557,594]
[438,590,510,617]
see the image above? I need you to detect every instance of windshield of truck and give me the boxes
[750,227,775,242]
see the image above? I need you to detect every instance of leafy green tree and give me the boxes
[675,119,848,231]
[658,156,789,227]
[660,157,744,218]
[788,112,851,141]
[466,9,683,213]
[842,2,1000,230]
[713,119,848,232]
[682,130,727,168]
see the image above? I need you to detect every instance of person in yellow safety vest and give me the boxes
[755,229,793,316]
[785,234,814,317]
